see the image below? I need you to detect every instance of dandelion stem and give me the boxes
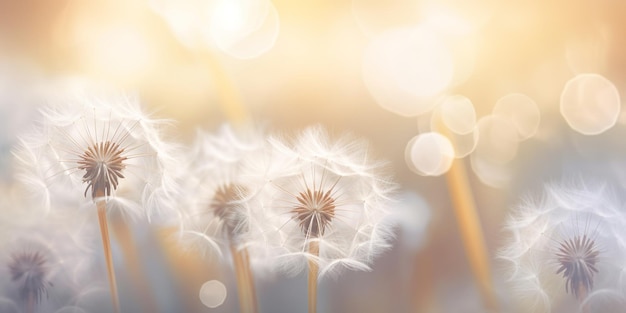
[96,190,121,313]
[231,245,253,313]
[111,216,160,313]
[445,158,499,311]
[25,291,35,313]
[308,241,319,313]
[577,284,589,313]
[242,248,259,313]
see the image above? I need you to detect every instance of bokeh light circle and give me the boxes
[470,153,511,188]
[199,280,227,308]
[493,93,540,140]
[440,95,476,135]
[363,26,453,117]
[560,73,620,135]
[209,0,280,59]
[405,132,455,176]
[474,115,519,164]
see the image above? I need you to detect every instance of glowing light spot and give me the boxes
[363,26,453,117]
[405,132,455,176]
[474,115,519,164]
[149,0,212,49]
[449,131,478,158]
[440,95,476,135]
[209,0,279,59]
[560,73,620,135]
[493,93,540,140]
[75,23,155,82]
[423,8,475,36]
[212,1,246,33]
[351,0,422,36]
[199,280,227,308]
[430,103,478,158]
[470,153,511,188]
[565,27,609,74]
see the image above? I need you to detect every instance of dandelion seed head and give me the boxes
[7,251,51,304]
[13,91,181,220]
[292,188,336,238]
[245,125,397,279]
[177,124,268,257]
[211,183,248,239]
[77,141,127,198]
[499,181,626,312]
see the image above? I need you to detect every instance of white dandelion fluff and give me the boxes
[0,187,99,313]
[177,124,268,257]
[499,181,626,313]
[244,126,397,279]
[13,92,180,220]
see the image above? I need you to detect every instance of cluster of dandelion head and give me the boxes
[500,182,626,313]
[13,92,179,220]
[177,124,268,258]
[244,126,397,279]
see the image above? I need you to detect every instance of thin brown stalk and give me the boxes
[577,284,589,313]
[308,241,319,313]
[445,158,498,311]
[96,189,121,313]
[111,216,160,313]
[241,248,259,313]
[231,245,252,313]
[25,291,35,313]
[434,120,498,312]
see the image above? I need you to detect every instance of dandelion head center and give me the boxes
[77,141,127,199]
[292,188,336,237]
[7,251,50,303]
[555,235,600,299]
[211,183,246,237]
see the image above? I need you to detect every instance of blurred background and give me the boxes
[1,0,626,312]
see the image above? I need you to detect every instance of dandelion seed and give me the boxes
[244,126,397,313]
[13,92,181,313]
[499,181,626,313]
[246,126,397,278]
[177,124,268,313]
[13,92,179,218]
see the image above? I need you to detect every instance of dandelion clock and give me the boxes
[499,182,626,313]
[13,93,180,313]
[244,126,397,313]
